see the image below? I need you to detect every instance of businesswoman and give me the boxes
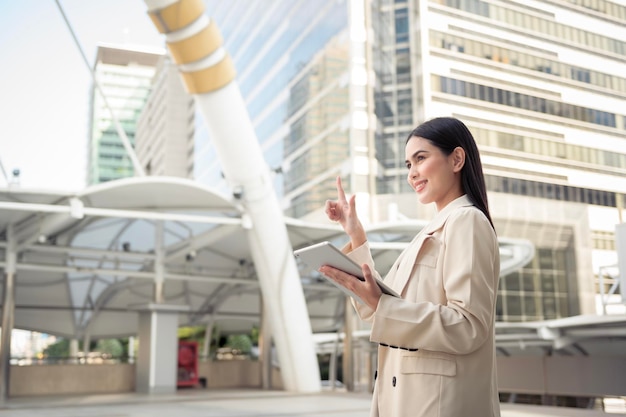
[321,117,501,417]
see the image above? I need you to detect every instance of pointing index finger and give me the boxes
[336,176,347,203]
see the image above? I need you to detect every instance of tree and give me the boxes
[226,334,252,354]
[96,338,123,357]
[43,338,70,358]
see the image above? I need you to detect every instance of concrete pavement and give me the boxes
[0,389,623,417]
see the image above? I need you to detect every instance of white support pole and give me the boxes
[154,221,165,303]
[142,0,320,392]
[129,336,136,363]
[616,223,626,305]
[330,335,339,390]
[259,296,272,389]
[0,225,16,403]
[342,297,354,391]
[83,332,91,356]
[202,319,214,360]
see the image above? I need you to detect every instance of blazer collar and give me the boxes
[389,195,475,294]
[422,195,474,234]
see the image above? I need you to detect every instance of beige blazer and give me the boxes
[346,195,500,417]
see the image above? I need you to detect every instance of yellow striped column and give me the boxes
[143,0,322,394]
[147,0,235,94]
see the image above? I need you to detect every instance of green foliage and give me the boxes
[250,326,259,345]
[226,334,252,353]
[96,338,123,357]
[178,326,205,340]
[43,338,70,358]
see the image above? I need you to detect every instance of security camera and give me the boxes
[232,186,244,199]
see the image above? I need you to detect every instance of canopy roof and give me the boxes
[0,177,534,339]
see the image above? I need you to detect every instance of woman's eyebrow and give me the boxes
[405,149,426,163]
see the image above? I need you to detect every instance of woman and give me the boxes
[320,117,501,417]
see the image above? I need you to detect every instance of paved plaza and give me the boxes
[0,389,623,417]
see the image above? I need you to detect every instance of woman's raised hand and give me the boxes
[325,176,366,248]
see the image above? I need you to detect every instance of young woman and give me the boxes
[320,117,501,417]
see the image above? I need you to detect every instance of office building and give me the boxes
[87,45,162,184]
[135,56,195,179]
[197,0,626,321]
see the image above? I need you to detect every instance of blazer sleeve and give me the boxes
[342,241,381,323]
[369,208,499,355]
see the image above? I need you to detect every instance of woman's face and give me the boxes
[405,136,463,211]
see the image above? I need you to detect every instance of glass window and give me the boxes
[543,296,557,319]
[394,9,409,43]
[506,295,522,319]
[524,295,538,317]
[505,272,521,291]
[522,271,535,291]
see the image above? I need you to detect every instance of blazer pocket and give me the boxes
[401,352,457,376]
[414,253,437,268]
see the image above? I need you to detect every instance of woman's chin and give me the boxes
[417,194,431,205]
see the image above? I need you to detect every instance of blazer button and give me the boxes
[392,376,396,387]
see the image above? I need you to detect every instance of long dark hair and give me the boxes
[406,117,494,230]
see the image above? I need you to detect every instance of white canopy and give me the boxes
[0,176,533,339]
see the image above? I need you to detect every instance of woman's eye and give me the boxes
[416,155,425,161]
[405,163,411,170]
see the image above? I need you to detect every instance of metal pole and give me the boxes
[0,225,17,402]
[0,157,8,184]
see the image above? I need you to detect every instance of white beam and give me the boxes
[0,262,254,285]
[0,201,242,225]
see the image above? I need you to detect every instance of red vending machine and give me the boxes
[177,341,199,388]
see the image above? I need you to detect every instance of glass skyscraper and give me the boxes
[87,45,162,184]
[195,0,626,322]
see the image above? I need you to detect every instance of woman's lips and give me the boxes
[414,180,426,192]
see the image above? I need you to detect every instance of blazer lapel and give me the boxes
[388,195,474,296]
[390,232,432,294]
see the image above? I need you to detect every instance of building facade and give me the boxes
[196,0,626,321]
[87,45,162,184]
[135,56,195,179]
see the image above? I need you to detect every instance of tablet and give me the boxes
[294,241,400,301]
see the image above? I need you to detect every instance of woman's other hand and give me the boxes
[319,263,382,311]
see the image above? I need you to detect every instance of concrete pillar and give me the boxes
[135,304,189,394]
[69,339,79,363]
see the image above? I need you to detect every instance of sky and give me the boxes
[0,0,165,191]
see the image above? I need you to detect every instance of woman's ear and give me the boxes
[452,147,465,172]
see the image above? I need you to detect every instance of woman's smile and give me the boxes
[413,179,427,193]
